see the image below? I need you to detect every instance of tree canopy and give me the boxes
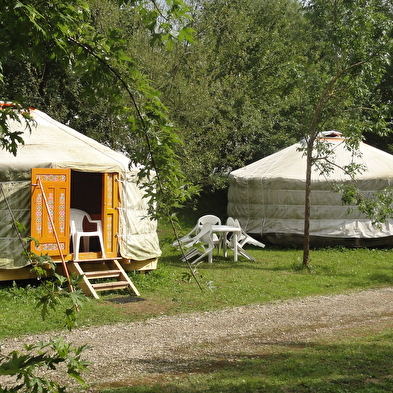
[1,0,392,201]
[0,0,198,218]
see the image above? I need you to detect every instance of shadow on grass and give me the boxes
[159,257,275,272]
[159,247,294,270]
[368,272,393,284]
[159,246,393,294]
[102,333,393,393]
[108,296,147,304]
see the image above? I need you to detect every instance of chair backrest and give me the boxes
[233,218,265,248]
[226,217,236,226]
[70,208,90,234]
[234,218,247,238]
[197,222,213,247]
[233,218,242,229]
[197,215,221,229]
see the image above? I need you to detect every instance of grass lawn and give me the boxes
[1,218,393,392]
[99,226,393,393]
[102,328,393,393]
[1,244,392,340]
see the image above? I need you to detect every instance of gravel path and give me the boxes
[1,287,393,391]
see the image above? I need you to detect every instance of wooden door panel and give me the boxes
[31,169,71,256]
[102,173,119,257]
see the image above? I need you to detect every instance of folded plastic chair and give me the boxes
[172,224,198,248]
[234,218,265,249]
[180,222,214,265]
[173,215,222,255]
[172,214,220,248]
[225,217,265,261]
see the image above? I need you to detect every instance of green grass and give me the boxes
[0,239,393,339]
[1,216,393,392]
[103,329,393,392]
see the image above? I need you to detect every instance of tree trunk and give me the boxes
[303,145,313,268]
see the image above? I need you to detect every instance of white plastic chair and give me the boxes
[70,208,105,260]
[173,215,222,251]
[197,215,222,250]
[197,214,221,228]
[180,223,214,265]
[234,219,265,249]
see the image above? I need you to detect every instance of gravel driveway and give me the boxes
[1,287,393,391]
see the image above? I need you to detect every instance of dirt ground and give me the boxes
[1,287,393,391]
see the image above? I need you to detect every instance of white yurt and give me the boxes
[0,105,161,278]
[228,133,393,247]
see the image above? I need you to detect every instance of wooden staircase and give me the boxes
[68,259,140,299]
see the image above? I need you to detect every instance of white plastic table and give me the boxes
[210,225,241,263]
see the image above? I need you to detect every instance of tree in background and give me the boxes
[299,0,393,266]
[0,0,198,219]
[145,0,309,191]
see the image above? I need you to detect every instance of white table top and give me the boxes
[211,225,241,233]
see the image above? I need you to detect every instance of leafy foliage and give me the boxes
[34,272,87,331]
[0,0,198,219]
[146,0,308,190]
[0,338,89,392]
[0,104,33,156]
[0,2,200,390]
[339,184,393,226]
[0,267,89,392]
[0,198,88,391]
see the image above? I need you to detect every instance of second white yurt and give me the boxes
[228,133,393,247]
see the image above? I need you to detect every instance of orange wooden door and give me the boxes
[31,169,71,257]
[102,173,120,257]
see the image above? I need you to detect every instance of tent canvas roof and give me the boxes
[0,108,129,181]
[232,138,393,183]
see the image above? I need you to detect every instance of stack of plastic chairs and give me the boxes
[225,217,265,261]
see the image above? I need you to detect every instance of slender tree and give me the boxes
[299,0,393,267]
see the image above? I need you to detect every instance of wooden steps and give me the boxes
[68,259,140,299]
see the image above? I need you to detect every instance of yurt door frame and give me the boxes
[31,168,119,260]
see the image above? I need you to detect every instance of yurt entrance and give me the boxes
[31,168,120,261]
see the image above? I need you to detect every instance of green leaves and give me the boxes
[120,0,194,50]
[303,0,393,134]
[0,338,89,391]
[177,26,194,43]
[153,0,308,190]
[125,91,200,218]
[0,104,32,156]
[1,0,197,218]
[34,272,86,331]
[340,183,393,226]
